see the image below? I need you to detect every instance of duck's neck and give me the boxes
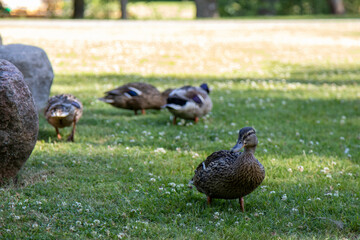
[243,146,256,155]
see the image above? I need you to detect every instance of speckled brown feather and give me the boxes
[193,150,265,200]
[100,82,171,111]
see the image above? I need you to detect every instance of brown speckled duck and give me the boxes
[44,94,83,142]
[165,83,212,125]
[192,127,265,212]
[99,82,172,115]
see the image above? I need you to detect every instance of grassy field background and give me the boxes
[0,19,359,239]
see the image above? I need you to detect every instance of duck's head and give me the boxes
[231,127,258,152]
[200,83,210,94]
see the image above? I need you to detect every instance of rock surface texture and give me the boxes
[0,44,54,111]
[0,59,39,184]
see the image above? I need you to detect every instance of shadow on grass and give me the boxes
[39,71,360,163]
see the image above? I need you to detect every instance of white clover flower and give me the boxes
[291,208,298,212]
[129,139,135,143]
[69,226,75,231]
[347,173,353,176]
[324,193,333,196]
[267,138,272,142]
[32,223,39,228]
[169,182,176,187]
[93,219,100,225]
[192,152,200,158]
[340,137,345,140]
[175,135,181,140]
[165,191,170,195]
[14,215,20,220]
[334,191,339,197]
[299,139,304,143]
[128,167,134,172]
[195,227,203,232]
[186,203,192,206]
[281,194,287,201]
[149,178,156,182]
[316,198,321,201]
[159,131,165,136]
[154,148,166,154]
[76,221,82,226]
[297,166,304,172]
[326,174,332,178]
[320,167,330,174]
[263,149,268,153]
[159,187,163,191]
[344,148,350,154]
[117,233,126,239]
[288,168,292,173]
[270,191,276,194]
[176,147,181,152]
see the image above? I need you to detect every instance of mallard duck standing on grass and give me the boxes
[44,94,83,142]
[165,83,212,125]
[99,82,172,115]
[192,127,265,212]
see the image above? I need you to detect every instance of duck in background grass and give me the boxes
[165,83,212,125]
[44,94,83,142]
[99,82,172,115]
[191,127,265,212]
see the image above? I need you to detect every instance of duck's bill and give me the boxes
[98,98,114,103]
[51,112,69,117]
[231,141,244,152]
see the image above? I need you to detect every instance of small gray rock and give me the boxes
[0,59,39,184]
[0,44,54,111]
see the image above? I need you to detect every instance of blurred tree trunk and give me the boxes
[194,0,219,18]
[120,0,128,19]
[327,0,345,14]
[258,0,278,15]
[73,0,84,19]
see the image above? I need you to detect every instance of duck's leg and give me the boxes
[134,110,138,115]
[67,120,77,142]
[141,109,146,115]
[207,196,212,205]
[239,197,245,212]
[172,116,177,125]
[55,127,61,140]
[194,117,199,124]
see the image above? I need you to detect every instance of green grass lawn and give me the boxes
[0,19,359,239]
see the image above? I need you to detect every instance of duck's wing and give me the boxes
[195,150,240,172]
[166,86,208,109]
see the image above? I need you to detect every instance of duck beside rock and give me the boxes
[165,83,212,125]
[191,127,265,212]
[44,94,83,142]
[99,82,172,115]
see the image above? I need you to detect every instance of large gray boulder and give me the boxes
[0,44,54,111]
[0,59,39,184]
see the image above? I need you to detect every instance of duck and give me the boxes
[99,82,172,115]
[165,83,212,125]
[192,127,265,212]
[44,94,83,142]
